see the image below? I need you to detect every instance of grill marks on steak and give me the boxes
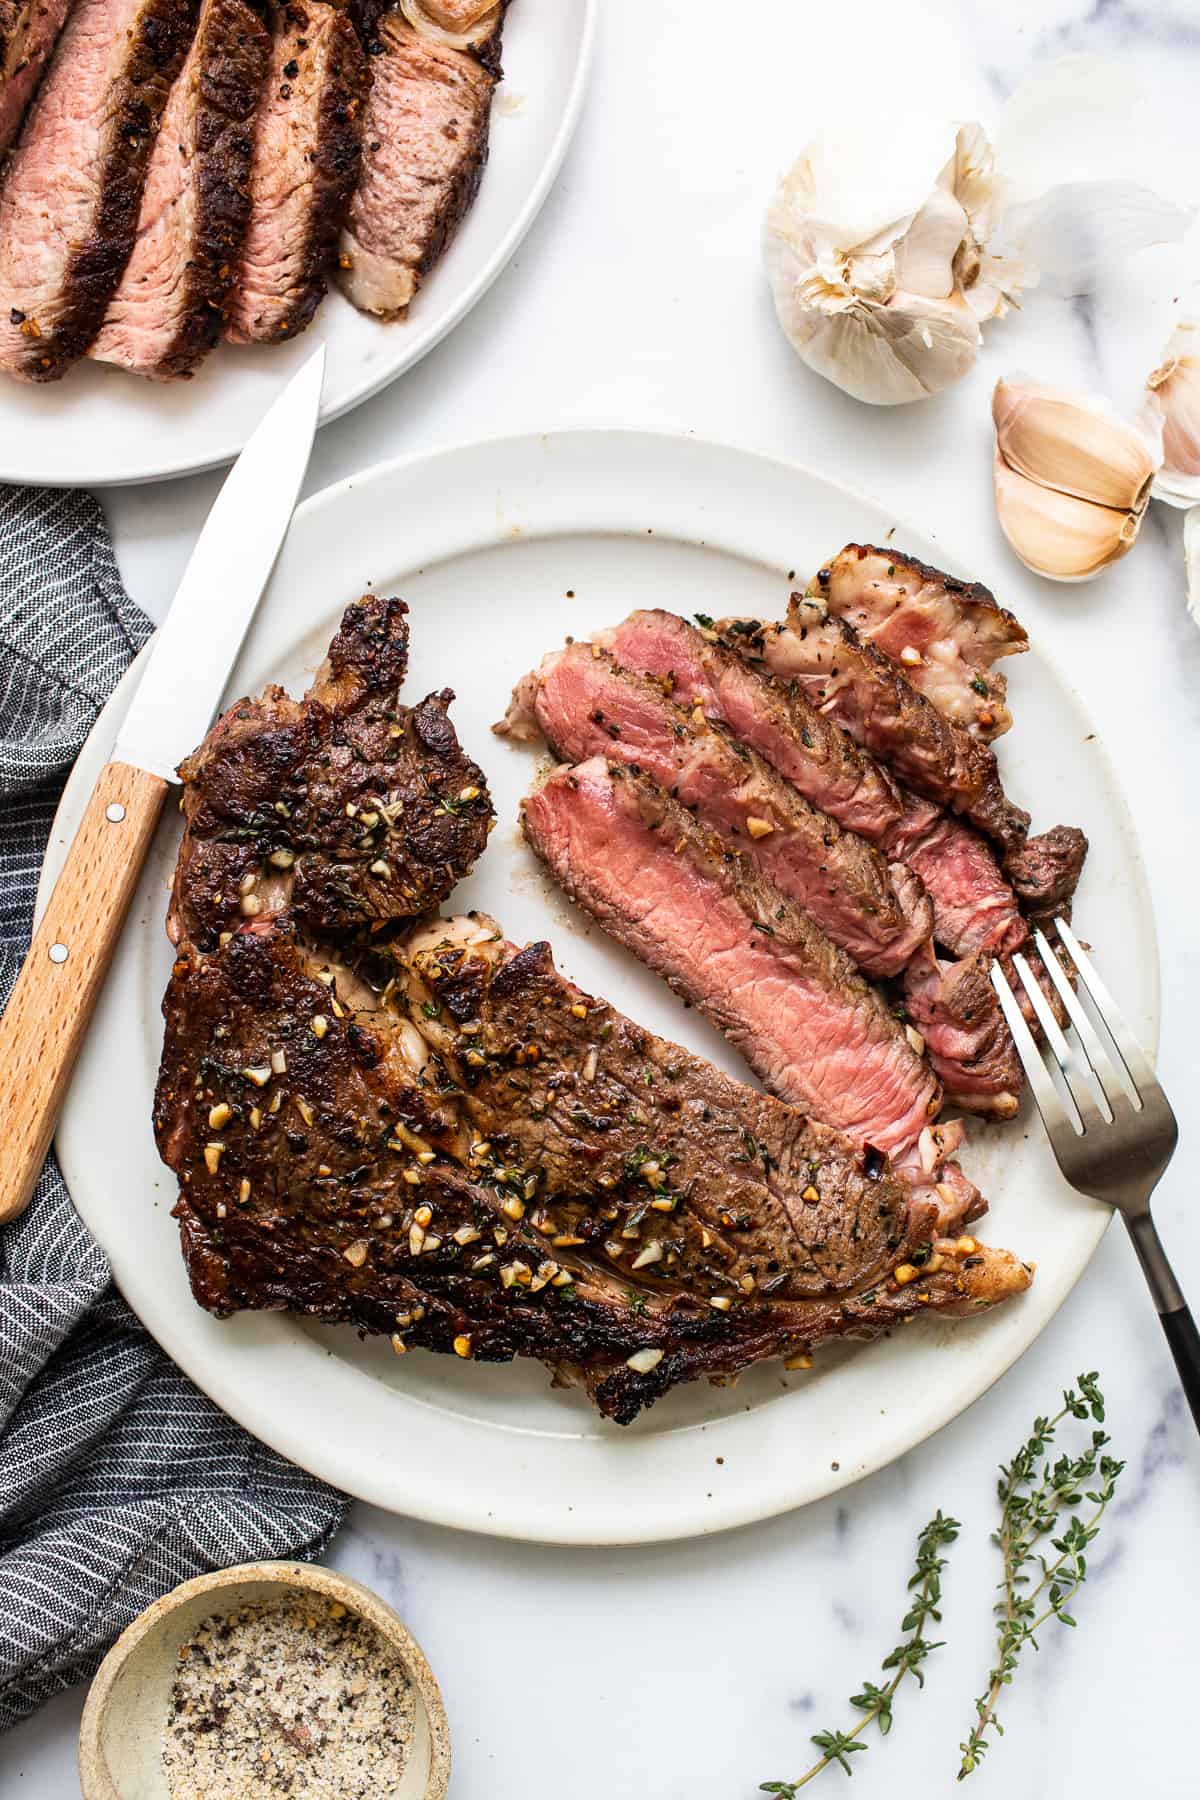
[591,608,903,841]
[501,642,932,978]
[90,0,268,378]
[155,912,1028,1425]
[814,546,1028,741]
[720,598,1031,854]
[0,0,74,153]
[170,595,493,950]
[336,17,494,319]
[521,758,940,1164]
[0,0,199,380]
[226,2,366,345]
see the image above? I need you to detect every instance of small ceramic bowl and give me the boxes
[79,1560,450,1800]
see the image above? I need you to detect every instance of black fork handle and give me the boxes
[1160,1306,1200,1434]
[1126,1212,1200,1433]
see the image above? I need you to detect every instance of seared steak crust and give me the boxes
[227,2,366,344]
[0,0,200,380]
[719,599,1031,853]
[521,757,940,1163]
[1006,825,1089,928]
[156,913,1028,1424]
[589,608,903,842]
[337,15,495,318]
[91,0,268,378]
[501,642,932,978]
[814,545,1028,740]
[170,595,493,949]
[0,0,74,153]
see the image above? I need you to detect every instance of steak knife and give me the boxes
[0,347,326,1225]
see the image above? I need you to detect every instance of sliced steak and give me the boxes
[156,911,1028,1425]
[1006,825,1089,928]
[718,598,1031,854]
[0,0,199,381]
[903,943,1023,1118]
[881,789,1028,959]
[226,1,366,344]
[580,608,903,841]
[521,757,940,1165]
[813,546,1028,740]
[502,642,932,977]
[387,1,507,73]
[90,0,268,378]
[170,595,493,949]
[336,15,495,319]
[0,0,74,153]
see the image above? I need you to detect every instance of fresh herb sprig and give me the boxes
[760,1511,959,1795]
[958,1372,1124,1779]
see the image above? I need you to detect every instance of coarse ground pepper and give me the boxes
[162,1594,417,1797]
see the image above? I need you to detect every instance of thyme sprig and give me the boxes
[958,1372,1124,1779]
[760,1511,959,1795]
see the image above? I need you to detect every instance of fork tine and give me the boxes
[1054,917,1159,1104]
[989,959,1081,1141]
[1031,929,1118,1121]
[1011,950,1110,1132]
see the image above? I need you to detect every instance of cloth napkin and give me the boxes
[0,487,348,1735]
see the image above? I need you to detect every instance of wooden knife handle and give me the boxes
[0,761,168,1226]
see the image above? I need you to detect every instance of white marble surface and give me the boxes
[5,1,1200,1793]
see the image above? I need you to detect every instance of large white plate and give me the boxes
[46,432,1158,1544]
[0,1,594,488]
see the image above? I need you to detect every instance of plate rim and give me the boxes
[45,427,1158,1543]
[2,0,598,489]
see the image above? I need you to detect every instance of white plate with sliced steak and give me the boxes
[0,0,594,484]
[44,431,1159,1544]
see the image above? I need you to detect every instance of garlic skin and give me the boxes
[1144,317,1200,508]
[1185,507,1200,625]
[992,379,1158,582]
[764,56,1191,408]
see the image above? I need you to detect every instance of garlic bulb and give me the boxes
[764,57,1191,407]
[763,133,982,406]
[1144,315,1200,507]
[992,378,1158,581]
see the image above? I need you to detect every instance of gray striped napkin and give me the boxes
[0,487,347,1734]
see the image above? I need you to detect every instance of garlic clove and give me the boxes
[1145,318,1200,508]
[993,453,1143,582]
[992,378,1156,513]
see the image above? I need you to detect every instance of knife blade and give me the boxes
[114,345,326,782]
[0,346,326,1225]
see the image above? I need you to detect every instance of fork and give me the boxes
[990,919,1200,1432]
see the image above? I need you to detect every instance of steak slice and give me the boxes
[388,0,507,74]
[156,912,1029,1425]
[903,943,1023,1118]
[226,1,366,345]
[584,608,902,841]
[0,0,74,153]
[813,546,1028,740]
[0,0,199,381]
[90,0,268,378]
[500,642,932,978]
[170,595,493,949]
[1005,825,1089,929]
[336,15,495,319]
[881,789,1028,960]
[719,599,1031,854]
[521,757,940,1165]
